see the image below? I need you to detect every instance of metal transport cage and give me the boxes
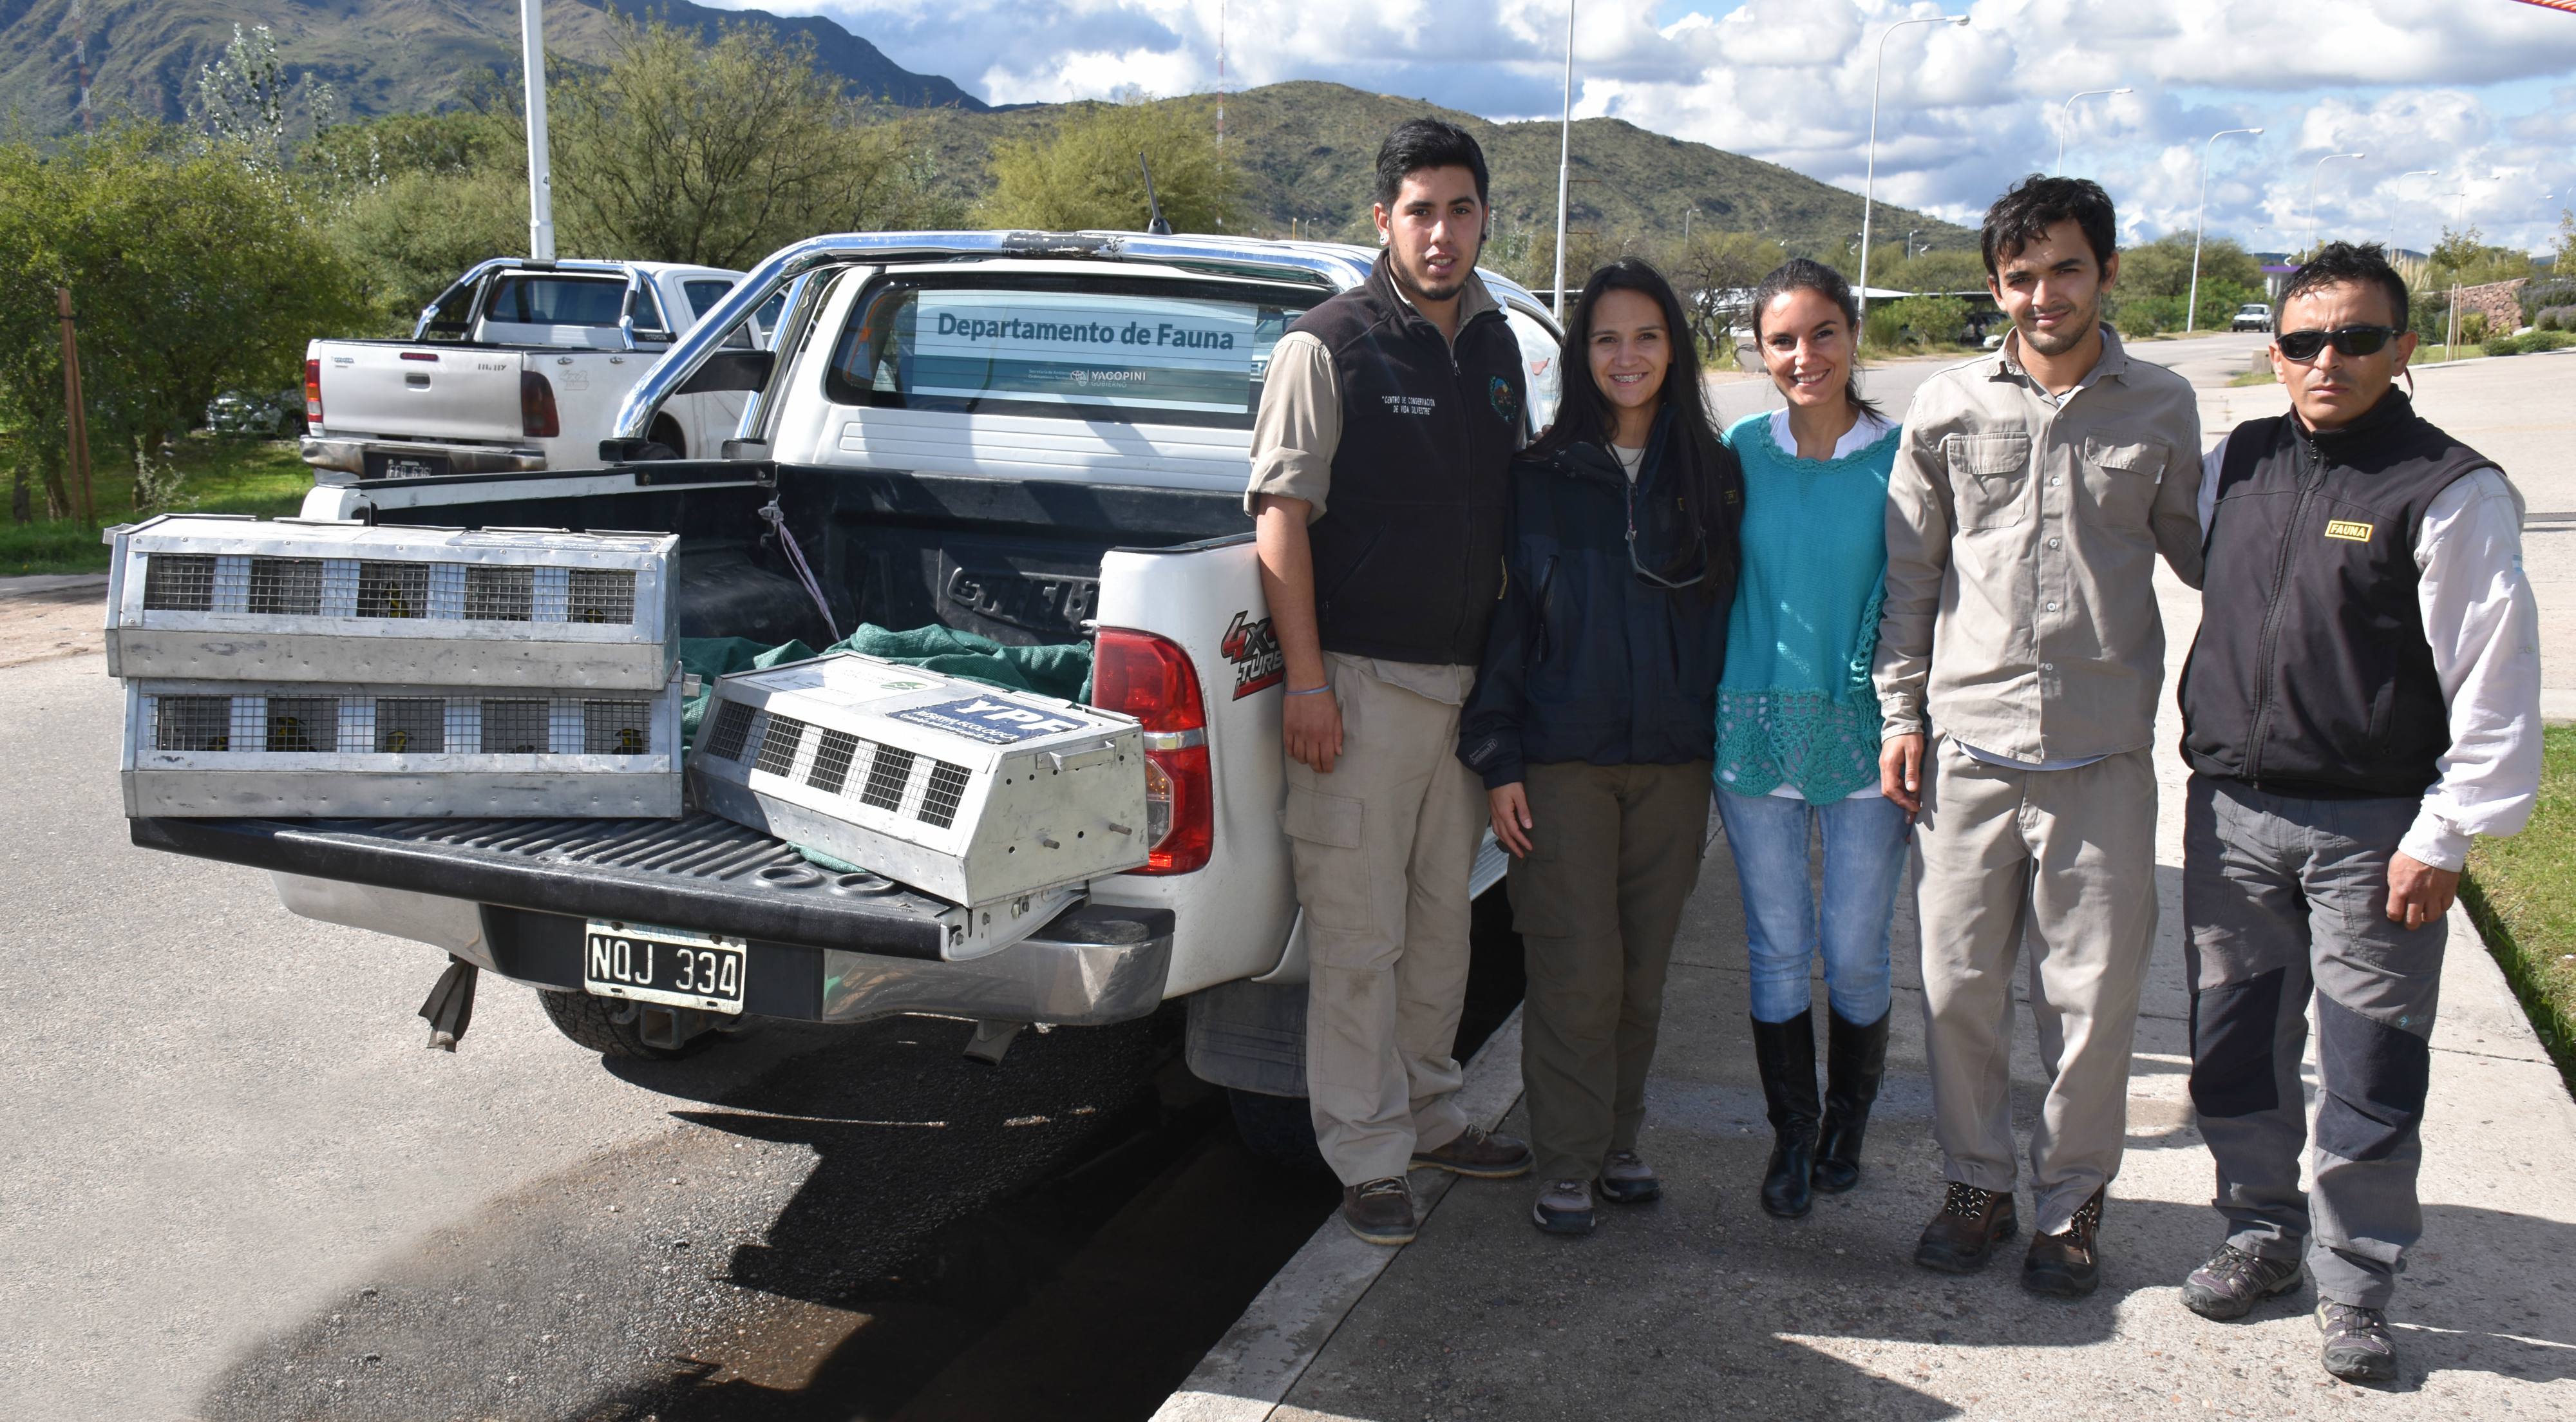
[688,653,1148,959]
[102,515,678,690]
[120,671,685,819]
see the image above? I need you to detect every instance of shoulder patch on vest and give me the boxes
[2323,519,2373,543]
[1489,374,1517,422]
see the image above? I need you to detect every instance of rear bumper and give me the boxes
[141,816,1174,1027]
[301,437,546,480]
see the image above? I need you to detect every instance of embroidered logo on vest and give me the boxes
[2323,519,2374,543]
[1489,374,1518,422]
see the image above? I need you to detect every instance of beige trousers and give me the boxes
[1287,653,1486,1186]
[1913,735,2158,1235]
[1509,760,1710,1184]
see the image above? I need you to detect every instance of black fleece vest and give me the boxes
[2179,390,2491,797]
[1296,259,1524,665]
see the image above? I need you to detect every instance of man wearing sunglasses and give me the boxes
[2175,242,2540,1383]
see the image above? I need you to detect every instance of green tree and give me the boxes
[2553,208,2574,272]
[1872,247,1988,296]
[978,96,1236,233]
[2426,226,2535,289]
[1665,229,1788,355]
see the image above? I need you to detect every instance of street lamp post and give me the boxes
[2055,87,2132,175]
[2186,126,2262,334]
[2386,169,2438,256]
[2306,151,2365,257]
[1859,13,1969,326]
[1550,1,1575,319]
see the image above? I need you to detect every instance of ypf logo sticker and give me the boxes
[889,697,1092,745]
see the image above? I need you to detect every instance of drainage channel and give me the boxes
[601,895,1527,1422]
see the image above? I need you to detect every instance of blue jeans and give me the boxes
[1714,788,1909,1025]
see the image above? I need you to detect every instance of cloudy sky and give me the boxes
[715,0,2576,256]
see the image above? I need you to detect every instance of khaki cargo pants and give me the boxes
[1288,653,1486,1186]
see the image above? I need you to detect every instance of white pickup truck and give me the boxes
[300,258,772,484]
[147,231,1563,1153]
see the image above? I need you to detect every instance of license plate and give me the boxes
[583,920,747,1014]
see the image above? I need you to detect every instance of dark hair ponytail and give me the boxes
[1747,258,1882,422]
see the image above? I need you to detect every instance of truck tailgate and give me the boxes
[315,342,525,442]
[131,813,1166,961]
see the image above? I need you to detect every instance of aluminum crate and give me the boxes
[122,671,685,818]
[102,514,677,690]
[688,654,1148,950]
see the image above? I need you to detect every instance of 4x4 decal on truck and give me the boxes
[1221,610,1285,698]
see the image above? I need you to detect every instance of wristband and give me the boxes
[1284,683,1333,697]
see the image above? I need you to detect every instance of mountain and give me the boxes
[907,81,1972,261]
[0,0,984,131]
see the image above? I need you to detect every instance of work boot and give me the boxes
[2181,1242,2305,1321]
[1596,1149,1662,1204]
[1531,1177,1595,1236]
[2022,1187,2107,1298]
[1913,1182,2018,1273]
[1340,1177,1417,1246]
[1750,1010,1821,1218]
[2316,1300,2400,1383]
[1813,1009,1890,1195]
[1410,1124,1534,1179]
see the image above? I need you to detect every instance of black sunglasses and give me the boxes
[2276,325,2396,362]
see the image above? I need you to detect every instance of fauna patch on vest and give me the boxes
[1488,374,1518,422]
[2323,519,2374,543]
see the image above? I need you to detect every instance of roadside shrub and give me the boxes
[2461,312,2492,345]
[2519,278,2576,325]
[2485,334,2522,357]
[1879,294,1971,349]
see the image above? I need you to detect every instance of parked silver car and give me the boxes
[2232,303,2273,333]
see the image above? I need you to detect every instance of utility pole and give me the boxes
[2186,126,2263,334]
[56,289,95,528]
[1859,14,1968,327]
[1551,1,1574,319]
[520,0,556,261]
[68,0,94,133]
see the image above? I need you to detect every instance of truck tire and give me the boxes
[646,416,685,460]
[1226,1087,1330,1176]
[538,988,736,1060]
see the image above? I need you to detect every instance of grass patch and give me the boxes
[2411,344,2487,366]
[1,433,312,576]
[2227,366,2278,387]
[2460,723,2576,1097]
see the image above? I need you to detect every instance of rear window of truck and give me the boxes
[823,274,1319,429]
[483,274,627,327]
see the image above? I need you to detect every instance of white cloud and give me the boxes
[713,0,2576,253]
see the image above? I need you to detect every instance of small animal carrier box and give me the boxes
[688,653,1149,919]
[121,672,685,819]
[102,515,677,690]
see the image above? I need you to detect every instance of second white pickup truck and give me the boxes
[300,258,770,484]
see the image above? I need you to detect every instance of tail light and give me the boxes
[303,357,323,426]
[520,370,560,438]
[1092,627,1212,873]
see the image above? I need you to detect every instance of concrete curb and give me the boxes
[1150,1005,1526,1422]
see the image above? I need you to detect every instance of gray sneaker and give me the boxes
[2316,1300,2400,1383]
[1596,1149,1662,1204]
[2181,1243,2304,1320]
[1531,1177,1595,1235]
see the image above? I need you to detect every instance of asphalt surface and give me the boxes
[0,648,1261,1419]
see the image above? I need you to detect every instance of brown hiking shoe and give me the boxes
[1913,1182,2018,1274]
[1341,1177,1417,1246]
[1410,1125,1533,1179]
[2023,1187,2107,1298]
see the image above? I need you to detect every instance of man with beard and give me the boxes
[1874,176,2204,1296]
[1246,118,1535,1246]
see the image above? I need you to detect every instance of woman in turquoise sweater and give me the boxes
[1716,258,1910,1221]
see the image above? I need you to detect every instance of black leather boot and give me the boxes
[1750,1010,1820,1218]
[1813,1009,1891,1195]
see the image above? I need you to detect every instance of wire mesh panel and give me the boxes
[142,555,216,612]
[755,714,808,778]
[264,696,337,753]
[858,744,916,811]
[567,569,638,624]
[155,695,232,750]
[918,761,972,830]
[464,565,535,621]
[583,699,654,756]
[808,729,861,795]
[357,562,430,620]
[247,558,325,616]
[376,697,444,753]
[706,700,757,761]
[479,698,549,754]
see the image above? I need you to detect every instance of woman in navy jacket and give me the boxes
[1458,258,1742,1235]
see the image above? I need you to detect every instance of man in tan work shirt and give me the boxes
[1246,118,1534,1246]
[1874,176,2204,1298]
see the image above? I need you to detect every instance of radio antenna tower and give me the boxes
[69,0,94,132]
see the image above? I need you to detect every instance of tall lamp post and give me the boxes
[520,0,554,260]
[1859,12,1969,325]
[2055,87,2132,175]
[2386,169,2439,256]
[1550,1,1575,319]
[2306,151,2365,258]
[2185,126,2263,334]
